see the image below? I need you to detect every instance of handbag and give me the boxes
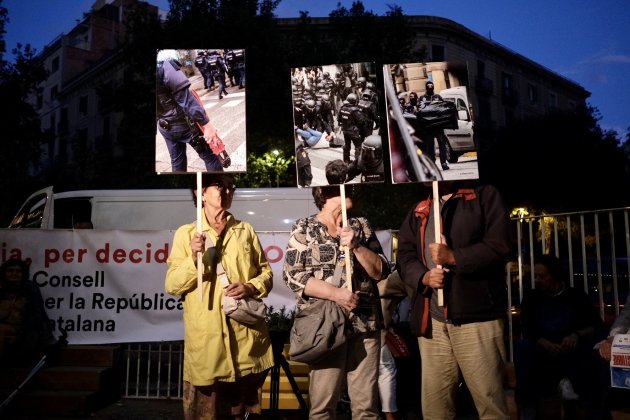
[384,328,411,358]
[288,299,348,364]
[288,261,348,364]
[206,235,266,326]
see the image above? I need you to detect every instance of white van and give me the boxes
[440,86,476,162]
[8,186,316,232]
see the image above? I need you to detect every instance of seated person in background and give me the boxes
[590,293,630,419]
[515,254,604,418]
[597,293,630,361]
[0,258,56,366]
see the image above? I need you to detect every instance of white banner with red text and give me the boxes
[0,229,392,345]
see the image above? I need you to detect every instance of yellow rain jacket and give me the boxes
[165,213,274,386]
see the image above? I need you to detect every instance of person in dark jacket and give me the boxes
[397,181,512,420]
[418,81,451,170]
[337,93,368,164]
[0,258,56,366]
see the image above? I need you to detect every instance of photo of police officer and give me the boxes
[383,61,479,183]
[290,62,386,187]
[155,49,247,173]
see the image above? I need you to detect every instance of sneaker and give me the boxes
[558,377,579,400]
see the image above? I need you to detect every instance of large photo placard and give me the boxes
[155,49,246,173]
[291,62,386,187]
[384,62,479,183]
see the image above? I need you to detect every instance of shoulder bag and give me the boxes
[206,235,266,326]
[288,260,348,364]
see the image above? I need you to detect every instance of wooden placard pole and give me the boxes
[196,172,204,302]
[340,184,353,291]
[432,181,444,306]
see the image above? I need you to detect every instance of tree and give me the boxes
[106,1,172,189]
[237,149,294,187]
[0,1,49,224]
[485,105,629,213]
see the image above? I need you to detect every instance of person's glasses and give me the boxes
[208,182,236,192]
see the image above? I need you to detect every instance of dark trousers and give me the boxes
[514,338,592,405]
[342,129,362,163]
[213,73,228,97]
[421,129,450,164]
[159,124,223,172]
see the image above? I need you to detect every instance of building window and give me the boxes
[49,115,56,136]
[477,60,485,77]
[50,85,58,101]
[568,100,577,110]
[59,107,69,133]
[477,99,492,128]
[548,92,558,109]
[502,73,518,106]
[431,45,445,62]
[79,95,88,117]
[475,60,493,95]
[528,84,538,105]
[51,56,59,73]
[36,93,43,109]
[502,72,512,90]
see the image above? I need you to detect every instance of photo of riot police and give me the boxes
[384,62,479,183]
[291,62,385,187]
[155,49,247,173]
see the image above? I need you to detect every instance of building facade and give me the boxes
[402,16,589,130]
[32,0,159,173]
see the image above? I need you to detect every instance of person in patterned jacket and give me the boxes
[283,161,390,419]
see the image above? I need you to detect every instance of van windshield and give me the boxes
[9,193,48,228]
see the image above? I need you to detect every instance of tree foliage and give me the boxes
[0,1,49,224]
[109,1,172,189]
[237,149,294,187]
[485,105,628,213]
